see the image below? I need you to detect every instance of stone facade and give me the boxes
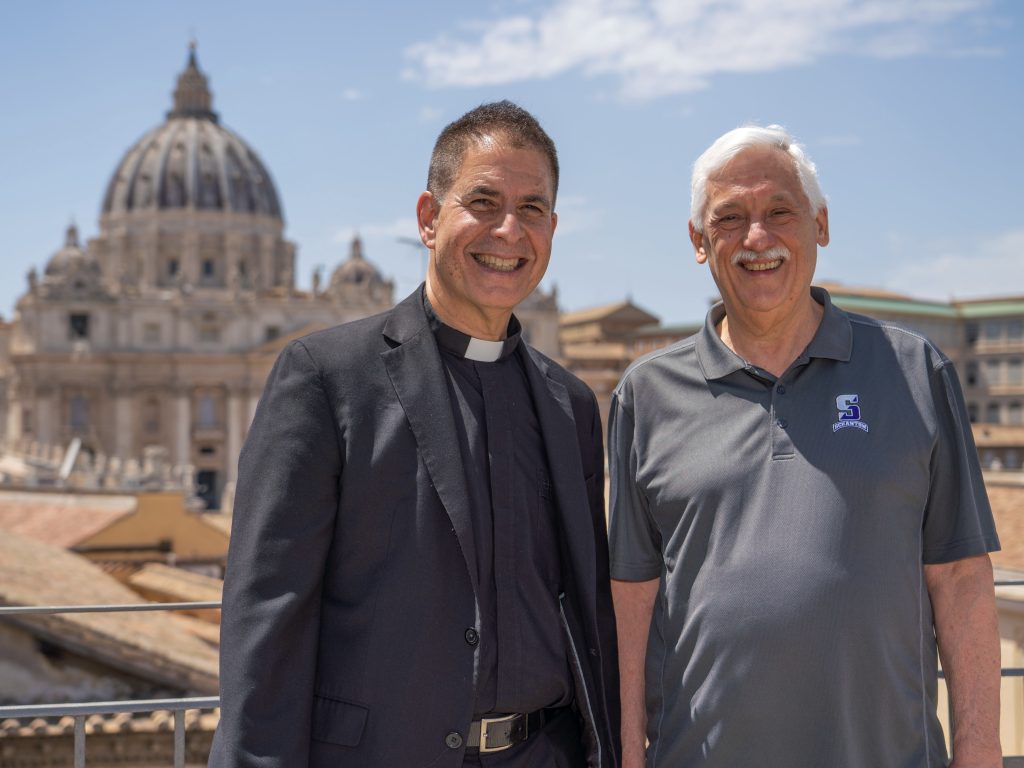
[820,283,1024,470]
[562,283,1024,469]
[2,47,394,508]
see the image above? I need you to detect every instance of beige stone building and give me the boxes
[563,283,1024,468]
[2,47,394,508]
[820,283,1024,470]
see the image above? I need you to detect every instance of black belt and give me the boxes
[466,707,569,753]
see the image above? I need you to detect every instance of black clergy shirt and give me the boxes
[425,300,572,717]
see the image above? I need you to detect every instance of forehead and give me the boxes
[706,146,805,205]
[451,137,554,195]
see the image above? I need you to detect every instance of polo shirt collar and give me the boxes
[423,295,521,362]
[696,286,852,381]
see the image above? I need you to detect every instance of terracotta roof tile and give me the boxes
[0,490,136,547]
[0,530,218,699]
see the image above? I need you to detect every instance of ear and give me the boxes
[815,207,830,247]
[416,191,439,249]
[689,220,709,265]
[550,210,558,236]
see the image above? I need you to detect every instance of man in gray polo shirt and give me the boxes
[609,124,1001,768]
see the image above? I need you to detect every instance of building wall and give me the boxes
[825,287,1024,470]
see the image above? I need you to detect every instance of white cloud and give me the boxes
[883,228,1024,301]
[403,0,994,100]
[418,105,443,122]
[341,88,364,101]
[552,194,601,236]
[333,217,420,245]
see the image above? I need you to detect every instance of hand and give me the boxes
[948,746,1003,768]
[620,747,646,768]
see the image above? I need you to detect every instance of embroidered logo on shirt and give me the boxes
[833,393,869,433]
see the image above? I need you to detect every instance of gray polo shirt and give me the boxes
[608,287,999,768]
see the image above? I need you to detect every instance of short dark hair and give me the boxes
[427,100,559,203]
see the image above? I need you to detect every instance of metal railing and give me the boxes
[0,600,220,767]
[5,580,1024,766]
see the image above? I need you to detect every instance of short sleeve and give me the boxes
[921,360,1000,564]
[608,386,664,581]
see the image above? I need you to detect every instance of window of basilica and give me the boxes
[68,313,90,340]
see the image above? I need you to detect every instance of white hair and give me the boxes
[690,124,826,233]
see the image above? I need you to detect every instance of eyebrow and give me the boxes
[521,193,552,208]
[711,191,799,214]
[461,186,552,209]
[463,185,500,198]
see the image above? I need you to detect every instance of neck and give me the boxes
[424,278,510,341]
[718,296,823,377]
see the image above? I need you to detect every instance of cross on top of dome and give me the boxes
[168,41,218,123]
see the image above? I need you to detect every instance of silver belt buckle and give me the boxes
[479,713,521,753]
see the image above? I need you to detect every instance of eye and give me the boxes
[467,197,496,211]
[713,213,743,229]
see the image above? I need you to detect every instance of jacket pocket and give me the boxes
[559,593,605,768]
[311,695,369,747]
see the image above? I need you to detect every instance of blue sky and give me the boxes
[1,0,1021,326]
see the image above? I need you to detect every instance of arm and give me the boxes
[612,578,659,768]
[925,554,1001,767]
[211,340,342,766]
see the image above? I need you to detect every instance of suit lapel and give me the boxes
[381,289,479,597]
[521,347,597,590]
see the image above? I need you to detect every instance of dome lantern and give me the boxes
[168,42,218,122]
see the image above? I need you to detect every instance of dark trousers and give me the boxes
[462,708,584,767]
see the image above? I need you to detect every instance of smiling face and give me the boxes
[418,134,557,340]
[689,145,829,333]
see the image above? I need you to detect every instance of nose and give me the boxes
[743,220,775,252]
[492,211,524,243]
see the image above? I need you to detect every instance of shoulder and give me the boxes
[615,333,700,398]
[290,306,395,363]
[845,311,952,373]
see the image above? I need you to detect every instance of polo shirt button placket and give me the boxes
[771,382,795,459]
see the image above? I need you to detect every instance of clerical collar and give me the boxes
[424,296,521,362]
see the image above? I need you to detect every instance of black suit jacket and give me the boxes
[209,288,620,767]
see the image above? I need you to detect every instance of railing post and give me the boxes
[74,715,86,768]
[174,709,185,768]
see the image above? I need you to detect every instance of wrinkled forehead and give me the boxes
[457,136,555,189]
[710,145,800,186]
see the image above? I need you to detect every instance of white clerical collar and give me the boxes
[463,336,508,362]
[424,295,521,362]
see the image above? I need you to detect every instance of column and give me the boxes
[36,386,57,446]
[114,387,134,459]
[226,388,243,483]
[175,388,191,467]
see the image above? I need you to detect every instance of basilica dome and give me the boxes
[39,223,106,299]
[101,45,281,218]
[329,236,386,289]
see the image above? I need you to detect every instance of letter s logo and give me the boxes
[836,394,860,421]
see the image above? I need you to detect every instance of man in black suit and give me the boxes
[210,101,620,768]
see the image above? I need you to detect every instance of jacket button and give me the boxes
[464,628,480,646]
[445,731,463,749]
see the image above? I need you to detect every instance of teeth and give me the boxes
[474,254,520,272]
[743,260,782,272]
